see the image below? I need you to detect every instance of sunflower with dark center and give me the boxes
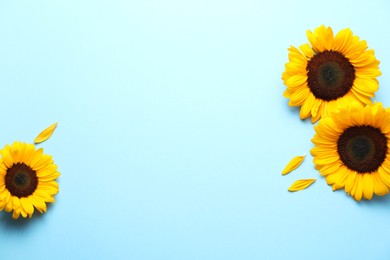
[311,103,390,201]
[0,142,60,219]
[282,25,381,123]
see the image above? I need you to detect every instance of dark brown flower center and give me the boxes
[5,163,38,197]
[307,50,355,101]
[337,126,388,173]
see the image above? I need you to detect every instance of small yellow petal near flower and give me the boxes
[288,179,316,192]
[34,123,58,144]
[281,155,306,175]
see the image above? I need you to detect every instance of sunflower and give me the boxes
[282,25,381,123]
[311,103,390,201]
[0,142,60,219]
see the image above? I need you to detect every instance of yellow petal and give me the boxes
[362,174,374,200]
[37,164,59,178]
[288,179,316,192]
[300,93,315,119]
[38,181,59,194]
[29,195,47,213]
[0,192,10,210]
[281,155,306,175]
[288,86,310,106]
[333,28,353,53]
[354,174,364,201]
[298,43,314,59]
[372,172,389,196]
[334,168,351,188]
[311,98,322,118]
[12,208,21,219]
[5,196,13,212]
[34,122,58,144]
[0,145,14,168]
[285,74,307,88]
[345,171,357,193]
[31,154,54,171]
[34,190,55,202]
[20,197,34,218]
[11,197,21,218]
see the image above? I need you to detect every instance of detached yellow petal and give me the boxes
[34,123,58,144]
[282,155,306,175]
[288,179,316,192]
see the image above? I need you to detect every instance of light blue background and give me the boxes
[1,0,390,259]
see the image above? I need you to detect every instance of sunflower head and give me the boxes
[0,142,60,219]
[311,103,390,201]
[283,25,381,123]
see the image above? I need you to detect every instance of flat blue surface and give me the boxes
[1,0,390,259]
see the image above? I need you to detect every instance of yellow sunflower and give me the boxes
[0,142,60,219]
[282,25,381,123]
[311,103,390,201]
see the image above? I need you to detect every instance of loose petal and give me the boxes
[282,155,306,175]
[288,179,316,192]
[34,123,58,144]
